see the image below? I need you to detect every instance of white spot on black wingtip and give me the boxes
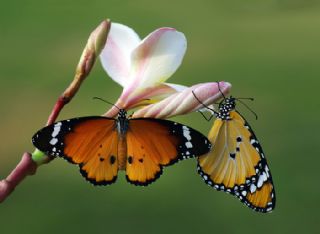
[52,122,62,138]
[185,142,193,148]
[182,126,192,141]
[250,184,257,193]
[50,138,58,145]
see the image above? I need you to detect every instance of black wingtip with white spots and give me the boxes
[170,122,212,160]
[32,117,108,158]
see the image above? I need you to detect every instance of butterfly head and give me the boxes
[218,97,236,120]
[118,109,127,119]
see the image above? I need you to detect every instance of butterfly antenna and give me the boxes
[92,97,121,111]
[235,98,258,120]
[216,81,226,100]
[192,91,215,112]
[192,91,219,122]
[236,97,254,101]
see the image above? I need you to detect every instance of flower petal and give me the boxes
[129,28,187,88]
[165,82,188,92]
[103,83,181,118]
[132,81,232,118]
[100,23,141,87]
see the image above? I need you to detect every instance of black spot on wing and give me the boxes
[128,156,133,164]
[229,153,236,159]
[110,155,116,164]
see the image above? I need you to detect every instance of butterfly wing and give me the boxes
[32,117,119,185]
[125,119,211,186]
[197,111,275,213]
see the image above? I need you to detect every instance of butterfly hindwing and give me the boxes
[125,119,211,186]
[198,110,275,213]
[32,117,119,185]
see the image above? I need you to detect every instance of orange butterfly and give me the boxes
[194,92,276,213]
[32,109,211,186]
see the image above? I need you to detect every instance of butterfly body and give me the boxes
[197,96,275,213]
[32,109,211,186]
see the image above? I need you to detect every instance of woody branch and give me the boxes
[0,19,111,203]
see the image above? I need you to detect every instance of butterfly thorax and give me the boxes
[116,109,129,135]
[217,97,236,120]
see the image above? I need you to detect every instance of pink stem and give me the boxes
[46,96,69,126]
[0,95,67,203]
[0,153,37,202]
[0,19,111,203]
[0,95,66,203]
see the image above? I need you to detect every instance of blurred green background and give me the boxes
[0,0,319,233]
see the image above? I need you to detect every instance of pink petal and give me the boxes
[129,27,187,88]
[103,83,179,117]
[100,23,141,87]
[132,81,232,118]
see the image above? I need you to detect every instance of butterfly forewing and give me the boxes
[125,119,211,186]
[32,117,119,185]
[198,111,275,213]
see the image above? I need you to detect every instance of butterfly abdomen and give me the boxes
[117,135,127,170]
